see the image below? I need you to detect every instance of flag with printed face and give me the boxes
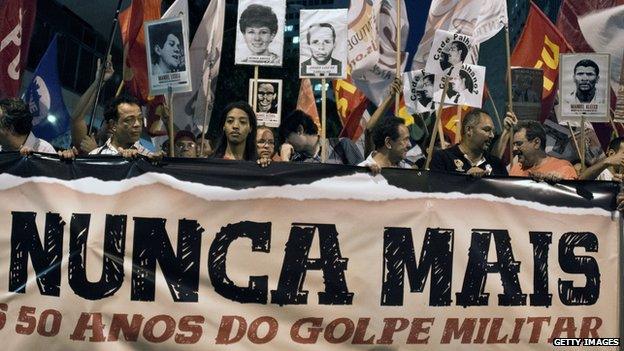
[119,0,162,102]
[170,0,225,134]
[0,0,36,100]
[411,0,481,70]
[511,2,572,122]
[23,35,70,141]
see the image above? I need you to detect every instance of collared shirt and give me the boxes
[430,144,508,176]
[89,138,152,156]
[358,151,412,169]
[509,156,578,180]
[0,132,55,153]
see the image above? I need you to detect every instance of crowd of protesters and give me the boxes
[1,59,623,194]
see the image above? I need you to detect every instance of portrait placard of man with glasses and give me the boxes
[248,78,282,127]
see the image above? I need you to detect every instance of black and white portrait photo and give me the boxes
[511,67,543,121]
[144,16,192,96]
[235,0,285,67]
[432,63,485,108]
[425,30,472,78]
[560,53,610,122]
[248,79,282,127]
[299,9,347,79]
[403,70,436,114]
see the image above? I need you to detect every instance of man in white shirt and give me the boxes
[0,98,55,153]
[359,116,412,174]
[89,95,153,157]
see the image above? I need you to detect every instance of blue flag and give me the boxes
[23,34,70,141]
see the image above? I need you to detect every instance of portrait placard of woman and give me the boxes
[235,0,285,66]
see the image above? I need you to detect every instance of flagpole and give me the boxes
[580,115,586,173]
[321,78,328,163]
[425,77,450,170]
[115,80,125,98]
[87,0,124,135]
[167,86,175,157]
[455,104,462,144]
[199,81,212,157]
[394,0,401,116]
[504,25,515,167]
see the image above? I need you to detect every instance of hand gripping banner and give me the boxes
[0,154,620,350]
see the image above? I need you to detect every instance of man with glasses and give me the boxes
[256,82,278,114]
[510,120,577,180]
[174,130,197,158]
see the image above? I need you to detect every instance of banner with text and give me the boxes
[0,155,620,350]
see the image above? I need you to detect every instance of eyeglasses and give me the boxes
[256,139,275,146]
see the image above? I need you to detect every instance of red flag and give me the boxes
[0,0,36,100]
[511,2,572,122]
[119,0,161,102]
[440,105,471,143]
[296,78,320,129]
[334,73,369,140]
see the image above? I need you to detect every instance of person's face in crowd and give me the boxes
[196,138,213,157]
[244,26,275,55]
[574,65,598,93]
[156,34,182,71]
[286,125,315,154]
[114,103,143,145]
[223,108,251,146]
[387,124,411,163]
[309,26,335,65]
[448,43,463,65]
[256,128,275,159]
[175,136,197,158]
[257,83,276,113]
[513,128,540,167]
[467,114,495,152]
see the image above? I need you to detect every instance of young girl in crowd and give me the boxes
[212,101,257,161]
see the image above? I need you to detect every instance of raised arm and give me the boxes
[71,56,114,153]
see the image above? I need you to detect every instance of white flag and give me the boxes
[578,4,624,93]
[411,0,480,70]
[172,0,225,134]
[162,0,188,19]
[348,0,409,106]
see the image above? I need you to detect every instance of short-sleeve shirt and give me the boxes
[509,156,578,180]
[0,132,55,153]
[430,144,508,176]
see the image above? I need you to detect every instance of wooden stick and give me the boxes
[425,77,450,169]
[608,107,620,138]
[486,86,502,129]
[455,104,462,144]
[166,86,175,157]
[252,65,259,112]
[114,80,125,98]
[321,78,328,163]
[199,74,213,157]
[580,115,586,172]
[504,26,515,167]
[394,1,401,116]
[566,122,583,162]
